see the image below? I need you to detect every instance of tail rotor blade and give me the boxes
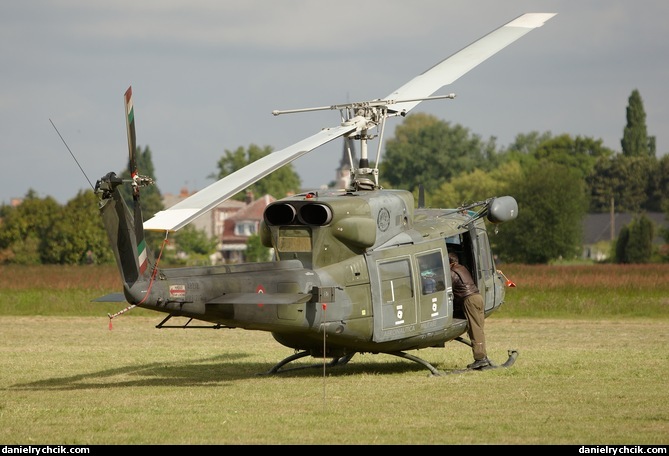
[124,86,137,179]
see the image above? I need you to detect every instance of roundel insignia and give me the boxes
[377,207,390,232]
[256,284,265,307]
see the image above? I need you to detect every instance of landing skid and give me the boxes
[440,349,519,375]
[261,351,356,375]
[390,351,442,376]
[261,347,518,376]
[261,350,443,376]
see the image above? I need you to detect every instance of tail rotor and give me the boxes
[124,86,140,198]
[121,86,155,278]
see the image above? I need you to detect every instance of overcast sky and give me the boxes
[2,1,667,205]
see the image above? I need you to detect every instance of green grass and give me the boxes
[1,264,668,444]
[2,316,667,444]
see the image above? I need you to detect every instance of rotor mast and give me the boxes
[272,94,456,191]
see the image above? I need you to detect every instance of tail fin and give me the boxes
[94,86,155,289]
[124,86,152,277]
[95,172,152,286]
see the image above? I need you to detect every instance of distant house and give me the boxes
[161,189,276,264]
[162,187,245,239]
[219,192,275,263]
[582,212,668,260]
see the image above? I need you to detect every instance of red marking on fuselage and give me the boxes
[256,284,265,307]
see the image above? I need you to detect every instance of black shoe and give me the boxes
[467,357,491,369]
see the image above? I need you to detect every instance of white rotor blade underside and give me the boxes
[385,13,556,116]
[144,124,356,231]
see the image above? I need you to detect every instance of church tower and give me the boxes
[334,139,356,189]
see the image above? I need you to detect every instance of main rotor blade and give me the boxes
[143,124,357,232]
[384,13,556,116]
[142,12,555,233]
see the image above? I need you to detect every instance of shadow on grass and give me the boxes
[6,352,453,391]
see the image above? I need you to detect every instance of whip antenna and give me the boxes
[49,118,94,191]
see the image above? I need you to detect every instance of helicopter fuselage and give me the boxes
[104,184,507,359]
[93,12,553,372]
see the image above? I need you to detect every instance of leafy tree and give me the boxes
[532,134,613,181]
[626,214,655,263]
[118,145,165,254]
[615,214,654,263]
[505,131,553,154]
[245,234,272,262]
[659,206,669,262]
[588,91,662,213]
[615,225,630,263]
[430,161,521,208]
[119,145,164,220]
[0,190,62,264]
[587,156,615,214]
[215,144,301,200]
[173,224,218,256]
[661,155,669,250]
[497,131,552,167]
[43,190,114,264]
[650,154,669,213]
[587,155,657,213]
[381,113,496,193]
[492,161,587,264]
[621,89,655,158]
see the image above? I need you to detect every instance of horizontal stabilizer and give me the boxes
[207,292,312,305]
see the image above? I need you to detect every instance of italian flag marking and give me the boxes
[138,239,148,275]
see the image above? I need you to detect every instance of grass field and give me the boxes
[1,264,668,445]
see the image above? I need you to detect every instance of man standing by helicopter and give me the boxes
[448,252,490,369]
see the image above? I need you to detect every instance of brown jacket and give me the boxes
[450,263,479,304]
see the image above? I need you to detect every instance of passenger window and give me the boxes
[379,258,414,302]
[417,251,445,295]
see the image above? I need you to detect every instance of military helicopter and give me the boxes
[94,13,555,376]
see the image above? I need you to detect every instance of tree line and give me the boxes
[1,89,667,265]
[379,89,668,263]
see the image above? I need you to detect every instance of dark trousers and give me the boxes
[463,293,486,360]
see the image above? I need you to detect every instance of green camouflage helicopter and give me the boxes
[94,13,555,376]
